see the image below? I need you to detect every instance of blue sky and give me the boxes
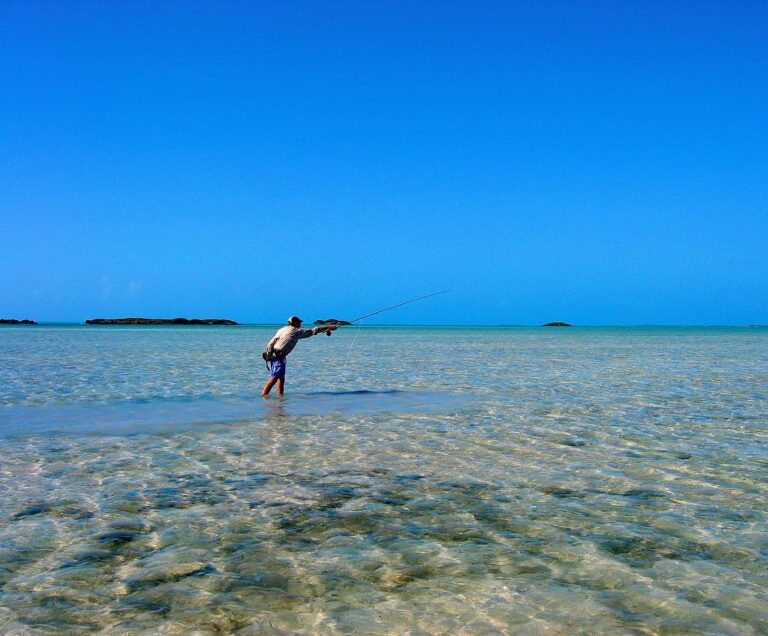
[1,1,766,325]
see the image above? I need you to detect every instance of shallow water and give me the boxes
[1,325,767,634]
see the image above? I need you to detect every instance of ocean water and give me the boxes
[1,324,766,635]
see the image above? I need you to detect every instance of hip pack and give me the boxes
[262,349,284,369]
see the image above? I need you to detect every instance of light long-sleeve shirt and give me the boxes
[266,325,321,357]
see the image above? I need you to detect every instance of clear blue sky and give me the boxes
[1,1,766,325]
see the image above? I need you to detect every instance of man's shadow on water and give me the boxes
[260,390,405,420]
[302,389,404,396]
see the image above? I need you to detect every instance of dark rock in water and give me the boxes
[85,317,238,325]
[96,530,140,546]
[13,503,52,519]
[542,322,571,327]
[514,560,552,575]
[107,518,151,532]
[541,487,583,498]
[395,473,425,482]
[622,489,666,500]
[314,318,352,326]
[0,319,37,325]
[126,562,216,591]
[245,474,270,486]
[371,495,408,506]
[69,550,114,564]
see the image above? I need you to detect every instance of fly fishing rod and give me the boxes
[349,290,451,323]
[319,290,450,334]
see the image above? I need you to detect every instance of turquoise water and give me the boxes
[1,325,767,634]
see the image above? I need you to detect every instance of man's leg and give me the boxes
[262,357,286,397]
[262,376,278,396]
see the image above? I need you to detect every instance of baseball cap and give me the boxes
[287,315,303,325]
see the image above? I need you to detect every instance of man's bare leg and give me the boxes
[276,377,285,395]
[262,376,278,396]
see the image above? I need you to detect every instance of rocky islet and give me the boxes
[85,318,238,325]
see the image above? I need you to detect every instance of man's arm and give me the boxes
[297,325,338,339]
[266,336,278,352]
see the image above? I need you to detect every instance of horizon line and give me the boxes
[5,322,768,329]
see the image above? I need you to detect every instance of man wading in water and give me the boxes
[261,316,337,396]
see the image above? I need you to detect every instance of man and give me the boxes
[261,316,337,396]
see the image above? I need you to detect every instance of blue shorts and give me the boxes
[269,357,286,379]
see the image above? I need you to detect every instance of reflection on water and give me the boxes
[1,326,767,634]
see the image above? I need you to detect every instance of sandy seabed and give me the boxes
[1,325,766,634]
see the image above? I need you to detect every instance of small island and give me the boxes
[314,318,352,326]
[0,319,37,325]
[85,318,239,325]
[542,322,572,327]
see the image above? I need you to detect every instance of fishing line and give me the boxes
[342,319,364,370]
[349,320,363,349]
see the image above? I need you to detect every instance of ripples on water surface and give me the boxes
[1,325,767,634]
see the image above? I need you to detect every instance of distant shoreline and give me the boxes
[4,322,767,329]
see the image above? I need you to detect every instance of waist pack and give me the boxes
[262,349,284,369]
